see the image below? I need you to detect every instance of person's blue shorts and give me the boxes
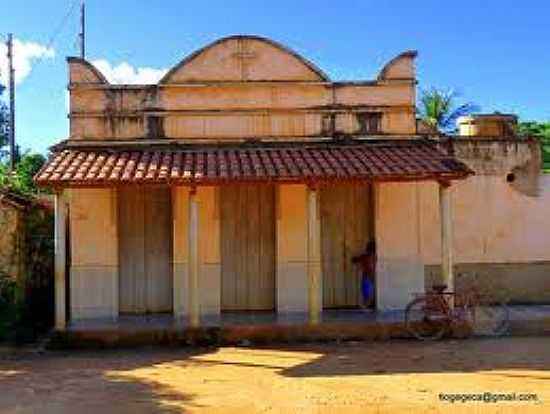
[361,277,373,300]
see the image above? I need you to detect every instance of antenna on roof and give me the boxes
[79,1,85,58]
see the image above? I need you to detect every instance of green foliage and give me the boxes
[0,152,47,194]
[418,88,479,133]
[518,121,550,173]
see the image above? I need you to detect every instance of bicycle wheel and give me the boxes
[405,297,450,340]
[472,303,510,337]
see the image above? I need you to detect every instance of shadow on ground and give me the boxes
[175,337,550,379]
[0,337,549,413]
[0,347,215,413]
[278,337,550,378]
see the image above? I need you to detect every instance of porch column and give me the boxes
[54,191,68,331]
[188,188,200,327]
[439,182,454,291]
[307,186,322,324]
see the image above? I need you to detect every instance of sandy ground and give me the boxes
[0,337,548,414]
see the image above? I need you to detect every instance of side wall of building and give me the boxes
[373,140,550,307]
[419,174,550,303]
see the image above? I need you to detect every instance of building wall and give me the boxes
[69,189,118,319]
[67,36,417,141]
[276,184,310,313]
[374,182,425,310]
[411,140,550,304]
[419,174,550,303]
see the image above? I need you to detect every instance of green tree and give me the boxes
[418,88,479,134]
[518,120,550,173]
[0,152,47,194]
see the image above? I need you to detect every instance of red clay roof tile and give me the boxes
[34,141,473,187]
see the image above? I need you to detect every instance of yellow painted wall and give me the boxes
[276,184,310,313]
[69,188,118,319]
[374,182,425,310]
[67,37,417,141]
[419,175,550,264]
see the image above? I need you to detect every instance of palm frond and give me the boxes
[418,88,479,133]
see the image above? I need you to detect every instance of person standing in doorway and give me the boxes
[352,241,377,309]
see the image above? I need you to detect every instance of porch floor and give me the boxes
[68,309,404,332]
[56,306,550,348]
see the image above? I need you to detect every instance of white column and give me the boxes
[439,182,454,291]
[307,186,322,324]
[54,191,68,331]
[188,189,200,327]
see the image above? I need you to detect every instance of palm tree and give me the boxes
[418,88,479,134]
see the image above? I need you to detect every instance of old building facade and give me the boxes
[36,36,549,331]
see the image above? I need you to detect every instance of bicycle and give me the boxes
[405,280,510,340]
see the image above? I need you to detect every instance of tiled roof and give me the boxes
[0,190,54,211]
[34,140,472,187]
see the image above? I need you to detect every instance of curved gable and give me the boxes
[160,35,329,84]
[377,50,417,81]
[67,57,109,84]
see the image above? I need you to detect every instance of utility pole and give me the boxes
[7,33,15,171]
[79,1,85,58]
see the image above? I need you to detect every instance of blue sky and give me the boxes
[1,0,549,154]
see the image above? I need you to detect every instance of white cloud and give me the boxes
[91,59,168,84]
[0,39,55,85]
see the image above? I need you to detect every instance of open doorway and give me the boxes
[320,183,375,309]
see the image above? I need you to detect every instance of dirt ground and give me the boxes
[0,337,548,414]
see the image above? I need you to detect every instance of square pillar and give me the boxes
[307,186,322,324]
[172,187,189,318]
[439,182,454,291]
[188,189,200,327]
[54,191,68,331]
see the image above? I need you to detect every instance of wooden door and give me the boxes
[118,187,173,314]
[220,184,276,311]
[321,183,372,308]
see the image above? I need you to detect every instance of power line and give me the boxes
[11,0,80,82]
[45,0,80,52]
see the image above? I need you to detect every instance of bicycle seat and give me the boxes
[430,284,448,294]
